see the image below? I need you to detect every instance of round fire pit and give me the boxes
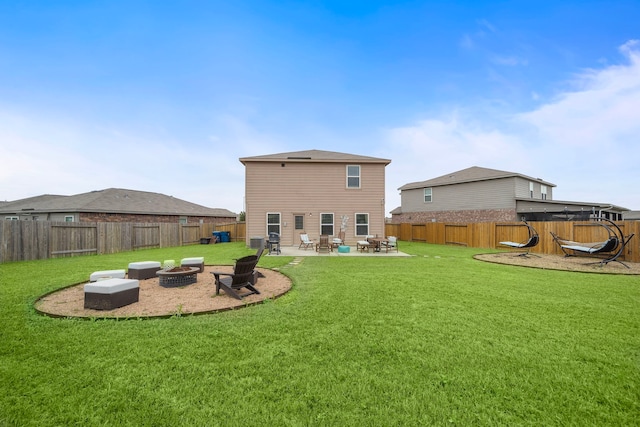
[156,267,199,288]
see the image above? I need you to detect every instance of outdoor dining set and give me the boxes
[296,232,399,253]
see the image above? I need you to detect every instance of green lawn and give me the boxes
[1,242,638,426]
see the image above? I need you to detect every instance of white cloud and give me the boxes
[477,19,497,34]
[491,55,528,66]
[519,42,640,146]
[459,34,474,50]
[4,40,640,217]
[0,110,245,211]
[381,113,528,213]
[384,41,640,212]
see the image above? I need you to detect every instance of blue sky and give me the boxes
[1,1,639,215]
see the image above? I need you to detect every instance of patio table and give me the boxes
[367,237,389,252]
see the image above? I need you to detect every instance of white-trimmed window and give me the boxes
[64,216,74,222]
[320,213,334,235]
[5,216,19,220]
[424,188,432,203]
[179,217,187,224]
[347,165,361,188]
[529,182,534,198]
[267,212,281,235]
[541,185,547,200]
[355,213,369,236]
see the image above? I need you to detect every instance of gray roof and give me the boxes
[515,198,629,212]
[399,166,556,190]
[240,149,391,165]
[0,188,236,217]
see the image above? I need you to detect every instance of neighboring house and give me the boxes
[623,211,640,220]
[393,166,628,223]
[0,188,236,224]
[240,149,391,246]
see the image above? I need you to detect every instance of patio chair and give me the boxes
[549,217,633,268]
[382,236,399,253]
[299,233,315,250]
[498,221,540,257]
[316,235,332,253]
[356,239,370,252]
[211,255,260,300]
[332,230,345,249]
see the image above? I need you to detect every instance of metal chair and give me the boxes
[499,221,540,257]
[550,218,634,268]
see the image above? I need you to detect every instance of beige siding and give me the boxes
[401,178,518,213]
[515,177,532,199]
[515,177,553,201]
[245,161,387,245]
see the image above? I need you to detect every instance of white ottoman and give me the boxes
[127,261,161,280]
[89,269,126,282]
[84,278,140,310]
[180,257,205,273]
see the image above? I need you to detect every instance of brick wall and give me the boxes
[392,209,517,224]
[79,212,235,224]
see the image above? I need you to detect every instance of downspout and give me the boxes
[598,205,613,220]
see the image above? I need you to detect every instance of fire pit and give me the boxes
[156,267,199,288]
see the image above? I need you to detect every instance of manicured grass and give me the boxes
[1,242,638,425]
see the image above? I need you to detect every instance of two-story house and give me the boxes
[240,149,391,246]
[392,166,628,223]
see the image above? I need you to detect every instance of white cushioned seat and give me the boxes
[128,261,161,269]
[84,278,140,310]
[180,257,205,273]
[127,261,161,280]
[357,241,370,252]
[90,269,126,282]
[84,278,139,294]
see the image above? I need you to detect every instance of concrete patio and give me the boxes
[265,245,411,257]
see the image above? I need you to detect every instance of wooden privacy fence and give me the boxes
[385,220,639,263]
[1,219,635,263]
[0,221,247,263]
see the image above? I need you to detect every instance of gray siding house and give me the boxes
[393,166,627,223]
[0,188,236,224]
[240,149,391,247]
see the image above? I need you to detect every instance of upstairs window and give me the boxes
[424,188,433,203]
[529,182,534,198]
[347,165,360,188]
[541,185,547,200]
